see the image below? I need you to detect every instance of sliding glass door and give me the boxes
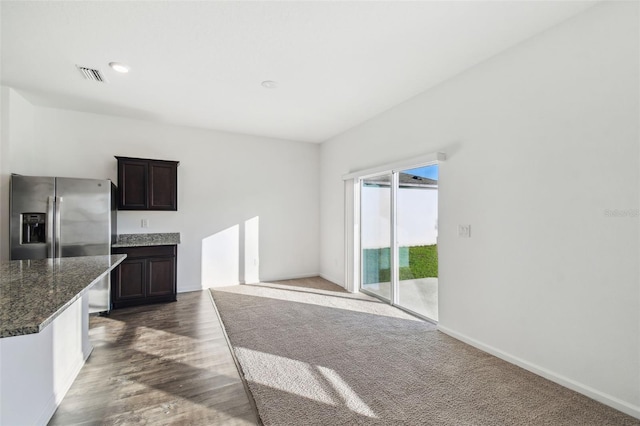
[359,165,439,322]
[360,174,392,301]
[396,166,438,320]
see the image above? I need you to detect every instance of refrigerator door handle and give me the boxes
[54,196,62,258]
[47,196,55,258]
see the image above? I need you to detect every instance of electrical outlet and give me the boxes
[141,219,149,228]
[458,225,471,238]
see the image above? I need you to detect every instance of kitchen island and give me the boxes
[0,254,126,425]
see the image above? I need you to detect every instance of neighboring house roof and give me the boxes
[364,172,437,188]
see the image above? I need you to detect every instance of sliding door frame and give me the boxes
[390,172,399,305]
[344,152,445,323]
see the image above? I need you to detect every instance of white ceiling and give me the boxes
[1,1,596,143]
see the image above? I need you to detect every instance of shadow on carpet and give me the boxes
[210,280,639,426]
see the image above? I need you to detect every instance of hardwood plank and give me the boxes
[48,291,258,425]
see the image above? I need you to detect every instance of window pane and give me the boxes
[360,175,391,300]
[396,165,438,320]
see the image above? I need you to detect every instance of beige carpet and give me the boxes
[210,278,639,426]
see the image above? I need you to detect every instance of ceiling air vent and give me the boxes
[76,65,105,82]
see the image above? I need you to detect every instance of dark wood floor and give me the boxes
[49,291,259,425]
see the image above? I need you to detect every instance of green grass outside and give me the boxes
[363,244,438,284]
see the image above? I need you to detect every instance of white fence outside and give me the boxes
[361,186,438,249]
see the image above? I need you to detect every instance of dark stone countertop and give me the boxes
[112,233,181,248]
[0,255,126,338]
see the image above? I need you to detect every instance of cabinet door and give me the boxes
[115,258,146,300]
[147,257,176,297]
[149,161,177,210]
[118,159,148,210]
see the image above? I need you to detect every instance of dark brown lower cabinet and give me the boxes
[111,245,177,308]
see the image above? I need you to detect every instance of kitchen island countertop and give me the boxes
[0,254,126,338]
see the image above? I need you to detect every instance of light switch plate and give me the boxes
[458,225,471,238]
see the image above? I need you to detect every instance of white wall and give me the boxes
[0,88,36,261]
[5,103,320,290]
[320,1,639,417]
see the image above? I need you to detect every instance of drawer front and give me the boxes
[113,245,176,259]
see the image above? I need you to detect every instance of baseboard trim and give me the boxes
[178,285,210,293]
[437,325,640,420]
[182,273,338,292]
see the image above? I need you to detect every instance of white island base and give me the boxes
[1,292,92,425]
[0,255,126,425]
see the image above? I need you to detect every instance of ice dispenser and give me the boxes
[21,213,46,244]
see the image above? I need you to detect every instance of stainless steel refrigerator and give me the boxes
[10,174,117,314]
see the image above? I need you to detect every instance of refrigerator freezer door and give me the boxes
[10,175,55,260]
[56,178,112,258]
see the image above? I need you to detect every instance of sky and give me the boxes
[407,165,438,181]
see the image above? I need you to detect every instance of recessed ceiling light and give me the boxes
[109,62,130,73]
[261,80,278,89]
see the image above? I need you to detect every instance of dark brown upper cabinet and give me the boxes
[116,156,179,211]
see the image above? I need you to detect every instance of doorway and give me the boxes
[359,165,439,322]
[360,173,392,301]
